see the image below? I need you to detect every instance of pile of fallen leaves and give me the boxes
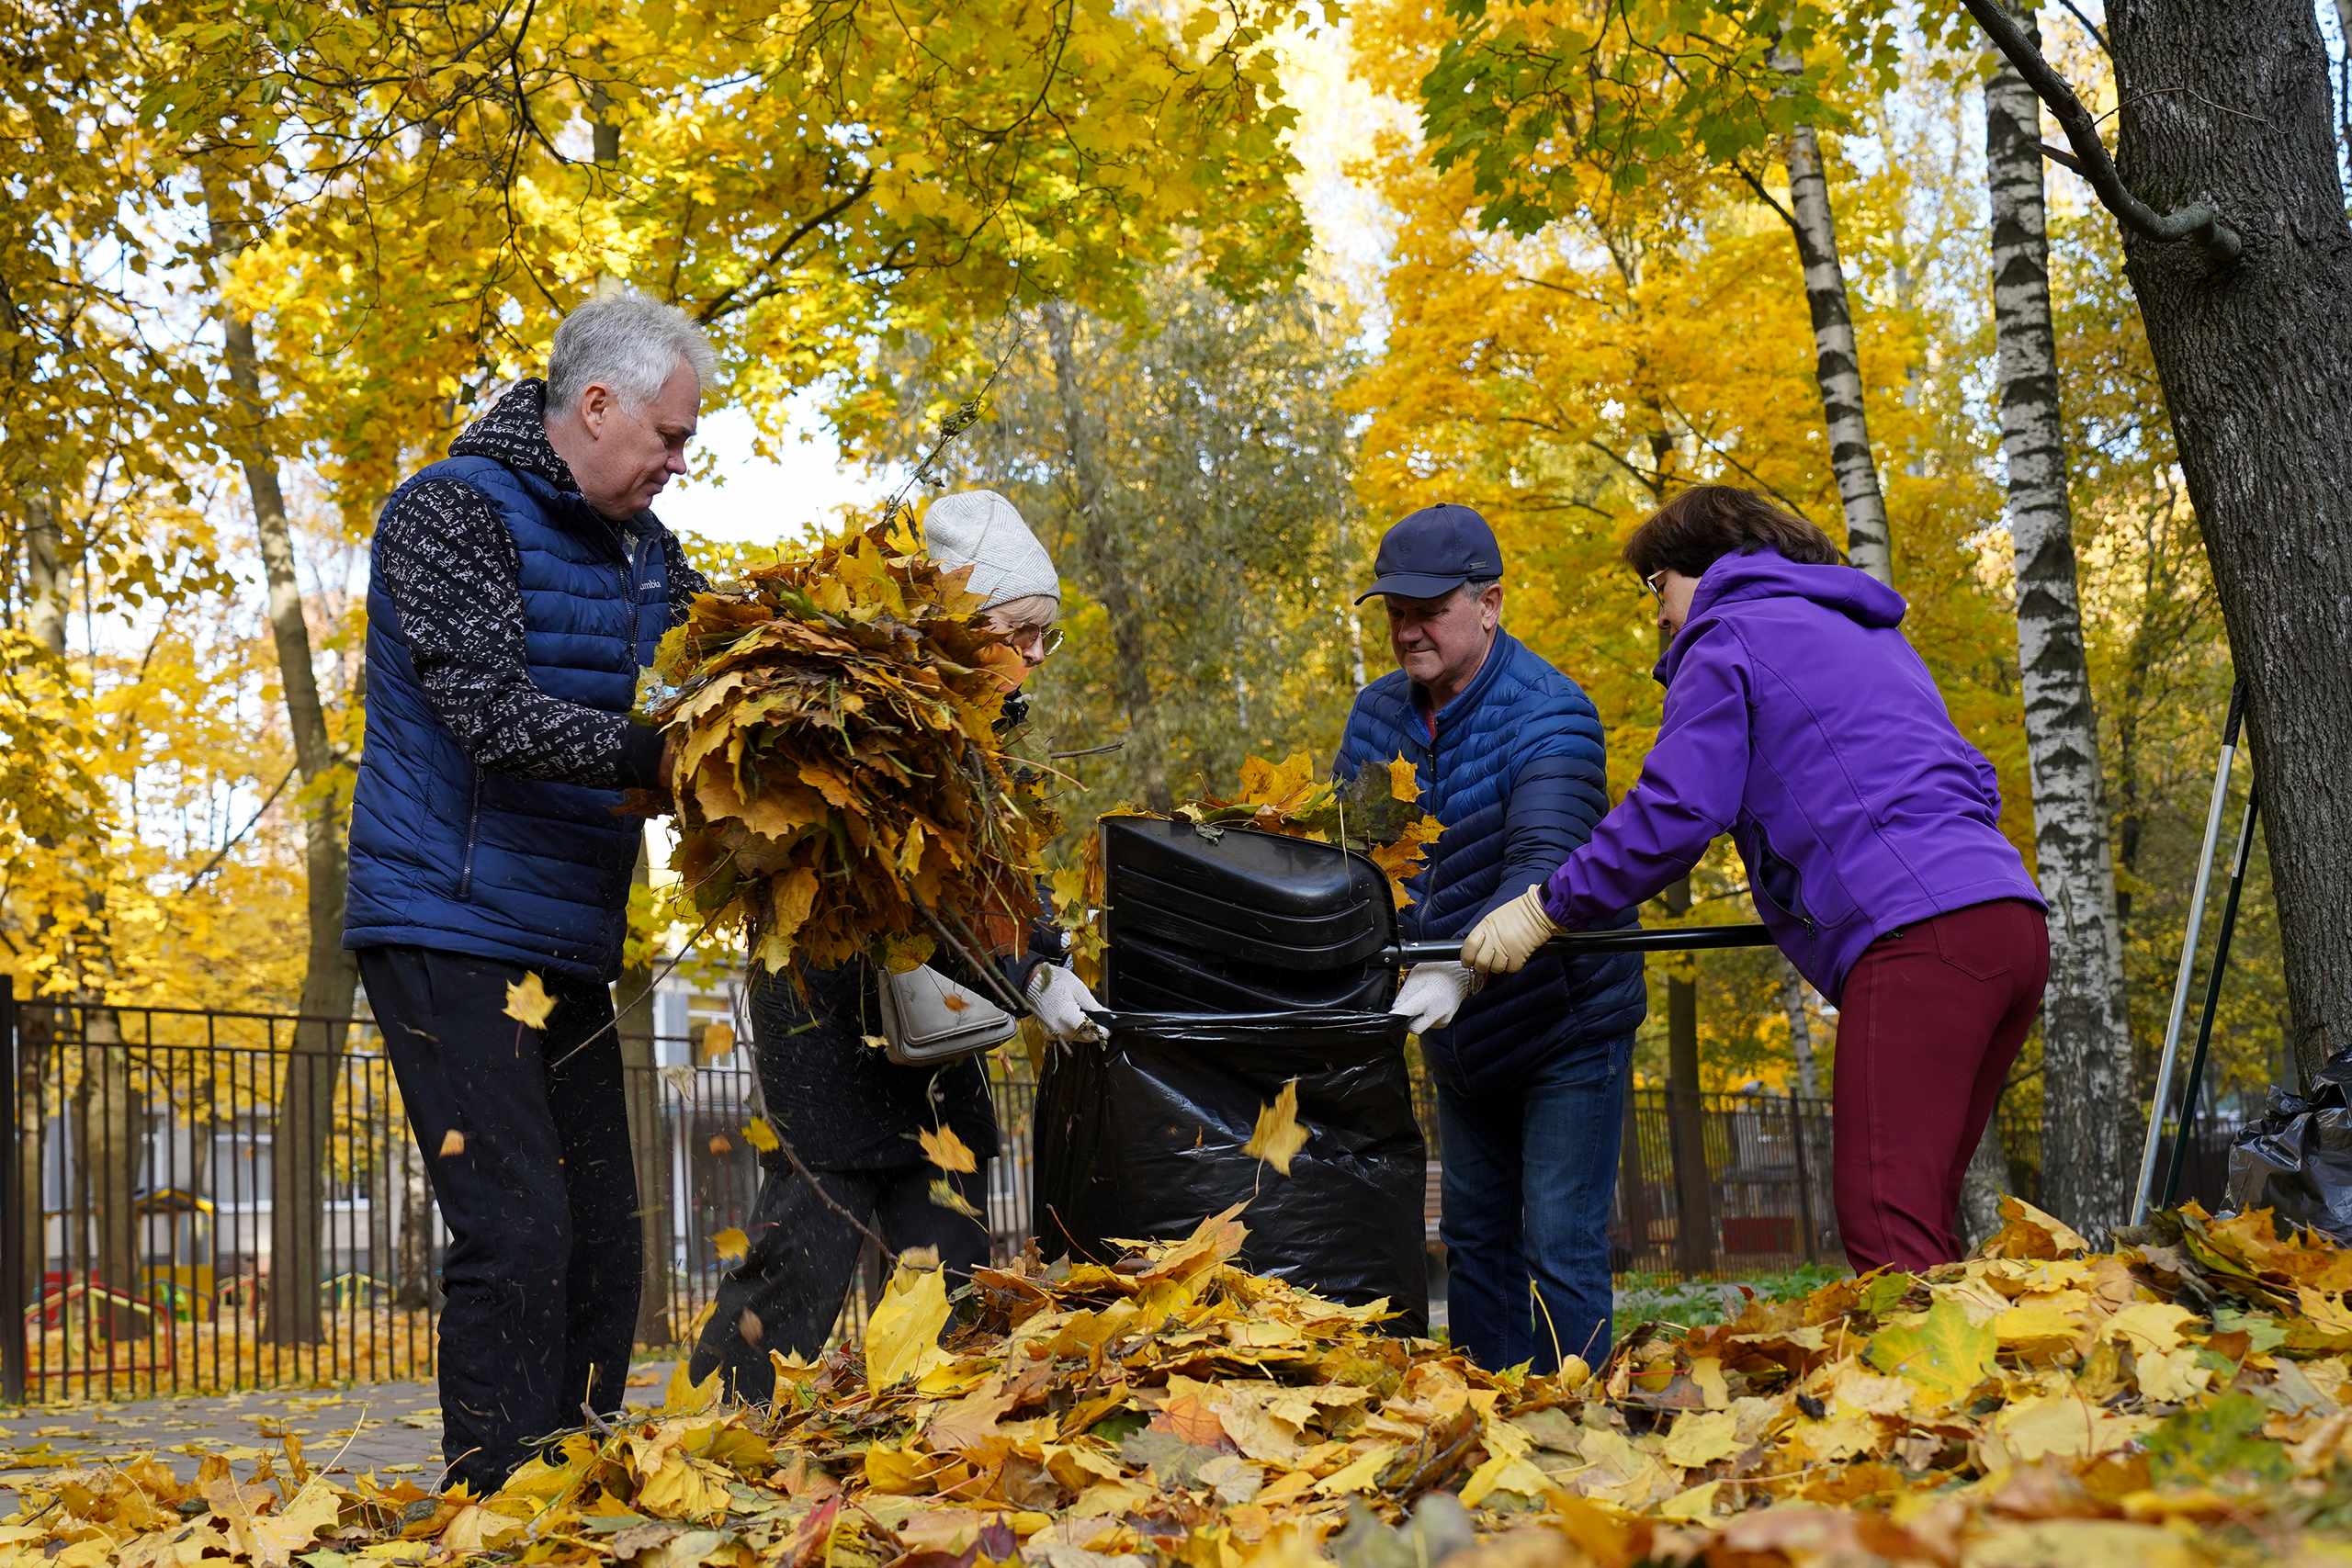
[24,1197,2352,1568]
[635,520,1055,973]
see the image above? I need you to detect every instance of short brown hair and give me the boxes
[1623,486,1843,580]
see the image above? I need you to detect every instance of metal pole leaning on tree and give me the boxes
[2161,786,2260,1210]
[2132,679,2247,1227]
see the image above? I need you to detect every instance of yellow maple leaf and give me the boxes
[503,971,556,1029]
[928,1179,984,1220]
[1863,1296,1996,1407]
[865,1260,952,1387]
[741,1116,780,1153]
[713,1226,750,1263]
[1237,750,1317,810]
[916,1124,978,1173]
[437,1129,466,1158]
[1385,753,1419,803]
[696,1021,737,1065]
[1245,1079,1309,1175]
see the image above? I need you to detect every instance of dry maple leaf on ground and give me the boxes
[17,1198,2352,1567]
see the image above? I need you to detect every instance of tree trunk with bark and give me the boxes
[2086,0,2352,1081]
[1779,959,1818,1100]
[616,839,675,1348]
[1986,13,2132,1241]
[80,1009,140,1343]
[394,1128,435,1311]
[1779,123,1895,585]
[1662,879,1713,1276]
[1042,302,1168,808]
[206,185,361,1346]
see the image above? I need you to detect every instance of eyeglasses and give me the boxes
[1643,570,1668,600]
[1006,623,1065,656]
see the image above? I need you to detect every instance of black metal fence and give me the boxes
[1610,1088,1838,1274]
[0,984,1881,1400]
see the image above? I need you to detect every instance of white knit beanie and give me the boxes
[922,490,1060,610]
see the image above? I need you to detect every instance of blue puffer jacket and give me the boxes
[345,456,671,982]
[1336,630,1646,1097]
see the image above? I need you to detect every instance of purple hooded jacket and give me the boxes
[1542,548,2043,1003]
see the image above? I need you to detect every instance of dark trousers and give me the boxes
[358,944,639,1492]
[687,1161,990,1404]
[1834,898,2052,1272]
[1438,1033,1632,1375]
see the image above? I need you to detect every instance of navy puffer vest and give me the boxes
[344,457,669,981]
[1338,631,1646,1096]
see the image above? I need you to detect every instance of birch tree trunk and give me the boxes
[1986,15,2132,1241]
[1958,1126,2014,1250]
[1043,302,1168,808]
[205,186,360,1346]
[1780,123,1894,585]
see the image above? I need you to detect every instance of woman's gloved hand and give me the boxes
[1388,963,1475,1034]
[1026,964,1105,1043]
[1462,886,1562,976]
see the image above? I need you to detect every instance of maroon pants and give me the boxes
[1833,898,2050,1272]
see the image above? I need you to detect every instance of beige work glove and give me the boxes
[1461,886,1561,976]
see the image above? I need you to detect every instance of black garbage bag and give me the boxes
[2224,1053,2352,1239]
[1032,1008,1428,1335]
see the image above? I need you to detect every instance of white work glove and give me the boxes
[1462,886,1562,976]
[1026,965,1105,1043]
[1389,963,1475,1034]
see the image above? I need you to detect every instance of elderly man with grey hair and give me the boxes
[345,292,715,1490]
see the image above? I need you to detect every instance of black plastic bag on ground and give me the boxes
[1033,1009,1428,1335]
[2224,1052,2352,1239]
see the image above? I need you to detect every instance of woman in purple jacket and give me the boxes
[1463,486,2049,1272]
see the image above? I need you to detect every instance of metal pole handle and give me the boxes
[1385,923,1777,967]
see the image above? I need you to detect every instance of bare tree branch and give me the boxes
[1957,0,2241,261]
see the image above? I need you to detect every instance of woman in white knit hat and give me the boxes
[687,491,1103,1401]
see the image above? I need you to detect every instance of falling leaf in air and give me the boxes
[713,1226,750,1263]
[919,1125,978,1174]
[941,992,971,1014]
[740,1308,764,1346]
[742,1116,781,1153]
[709,1134,734,1155]
[1245,1079,1308,1175]
[503,971,556,1029]
[929,1179,984,1221]
[862,1034,890,1051]
[438,1130,466,1158]
[697,1021,737,1065]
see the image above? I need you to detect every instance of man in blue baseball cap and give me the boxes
[1334,502,1645,1373]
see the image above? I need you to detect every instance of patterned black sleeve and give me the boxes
[373,478,663,789]
[658,528,712,619]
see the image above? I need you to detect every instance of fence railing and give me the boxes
[1,985,1915,1400]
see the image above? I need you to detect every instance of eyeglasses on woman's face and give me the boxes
[1004,623,1064,656]
[1644,569,1668,601]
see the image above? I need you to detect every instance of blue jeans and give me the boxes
[1437,1034,1631,1373]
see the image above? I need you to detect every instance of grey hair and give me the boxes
[546,292,718,414]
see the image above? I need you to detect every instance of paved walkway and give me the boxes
[0,1363,678,1493]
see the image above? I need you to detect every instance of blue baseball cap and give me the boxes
[1355,504,1505,604]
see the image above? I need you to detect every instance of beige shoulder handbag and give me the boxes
[876,964,1018,1067]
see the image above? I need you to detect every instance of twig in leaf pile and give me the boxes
[771,1126,892,1258]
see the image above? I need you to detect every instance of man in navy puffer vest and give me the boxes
[345,294,712,1491]
[1335,505,1645,1373]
